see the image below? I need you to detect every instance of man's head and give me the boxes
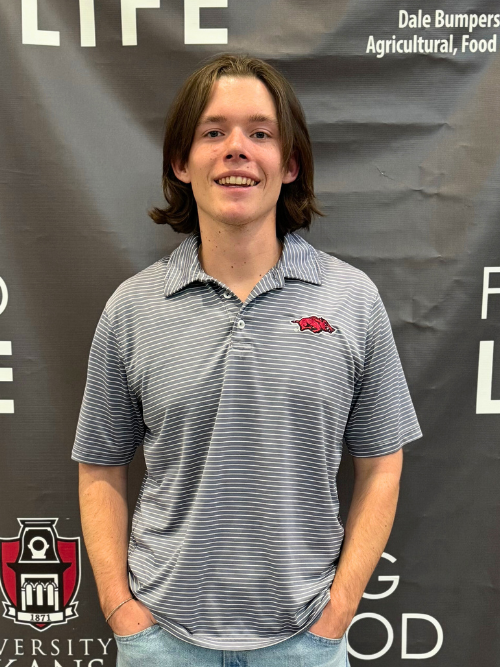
[149,53,322,238]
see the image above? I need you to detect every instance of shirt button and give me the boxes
[223,291,231,299]
[236,319,245,329]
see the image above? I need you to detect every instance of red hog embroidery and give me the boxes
[292,317,335,334]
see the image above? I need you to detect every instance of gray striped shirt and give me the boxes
[72,232,422,650]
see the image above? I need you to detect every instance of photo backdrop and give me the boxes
[1,1,499,664]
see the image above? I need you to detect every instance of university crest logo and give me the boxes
[0,519,80,631]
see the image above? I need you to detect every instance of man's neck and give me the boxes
[198,219,282,303]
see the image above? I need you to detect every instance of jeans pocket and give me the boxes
[114,623,160,642]
[304,630,343,646]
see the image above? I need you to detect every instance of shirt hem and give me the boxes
[133,588,333,651]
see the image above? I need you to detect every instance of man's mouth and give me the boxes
[215,176,259,187]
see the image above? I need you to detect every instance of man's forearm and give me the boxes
[329,449,403,628]
[78,462,131,617]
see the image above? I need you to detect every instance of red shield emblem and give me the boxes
[0,519,80,631]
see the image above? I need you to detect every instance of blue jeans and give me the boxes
[115,624,350,666]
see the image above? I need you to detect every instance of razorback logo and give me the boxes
[292,316,336,334]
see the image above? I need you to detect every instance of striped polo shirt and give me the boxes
[72,232,422,651]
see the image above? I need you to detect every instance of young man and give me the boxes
[72,54,422,666]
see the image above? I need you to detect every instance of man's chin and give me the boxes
[200,213,271,230]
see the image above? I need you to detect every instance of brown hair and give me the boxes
[148,53,323,237]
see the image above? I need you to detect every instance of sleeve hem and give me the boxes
[71,452,135,466]
[346,427,423,458]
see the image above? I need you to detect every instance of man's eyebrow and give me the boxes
[247,114,278,124]
[197,114,278,126]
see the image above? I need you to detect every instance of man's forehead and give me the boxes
[197,77,279,125]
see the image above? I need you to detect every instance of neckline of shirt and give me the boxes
[163,232,322,300]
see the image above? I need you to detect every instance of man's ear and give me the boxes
[171,159,191,184]
[282,151,299,184]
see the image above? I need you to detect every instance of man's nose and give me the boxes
[224,128,248,160]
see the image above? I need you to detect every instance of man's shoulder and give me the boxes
[314,247,379,300]
[105,256,170,316]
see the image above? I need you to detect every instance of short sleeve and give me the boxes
[71,309,145,465]
[344,293,422,457]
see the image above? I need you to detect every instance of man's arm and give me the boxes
[308,448,403,639]
[79,463,156,634]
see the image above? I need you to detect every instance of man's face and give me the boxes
[172,76,298,231]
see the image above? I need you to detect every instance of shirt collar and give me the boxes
[163,232,321,298]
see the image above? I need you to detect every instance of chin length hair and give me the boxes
[148,53,323,238]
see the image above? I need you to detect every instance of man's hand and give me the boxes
[307,597,353,640]
[108,598,157,637]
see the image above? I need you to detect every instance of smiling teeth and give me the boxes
[217,176,258,186]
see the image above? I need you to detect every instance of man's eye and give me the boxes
[206,130,222,138]
[253,131,268,139]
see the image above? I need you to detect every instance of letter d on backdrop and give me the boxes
[402,614,444,659]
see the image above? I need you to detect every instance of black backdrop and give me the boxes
[1,1,500,664]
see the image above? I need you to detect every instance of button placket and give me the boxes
[216,286,238,327]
